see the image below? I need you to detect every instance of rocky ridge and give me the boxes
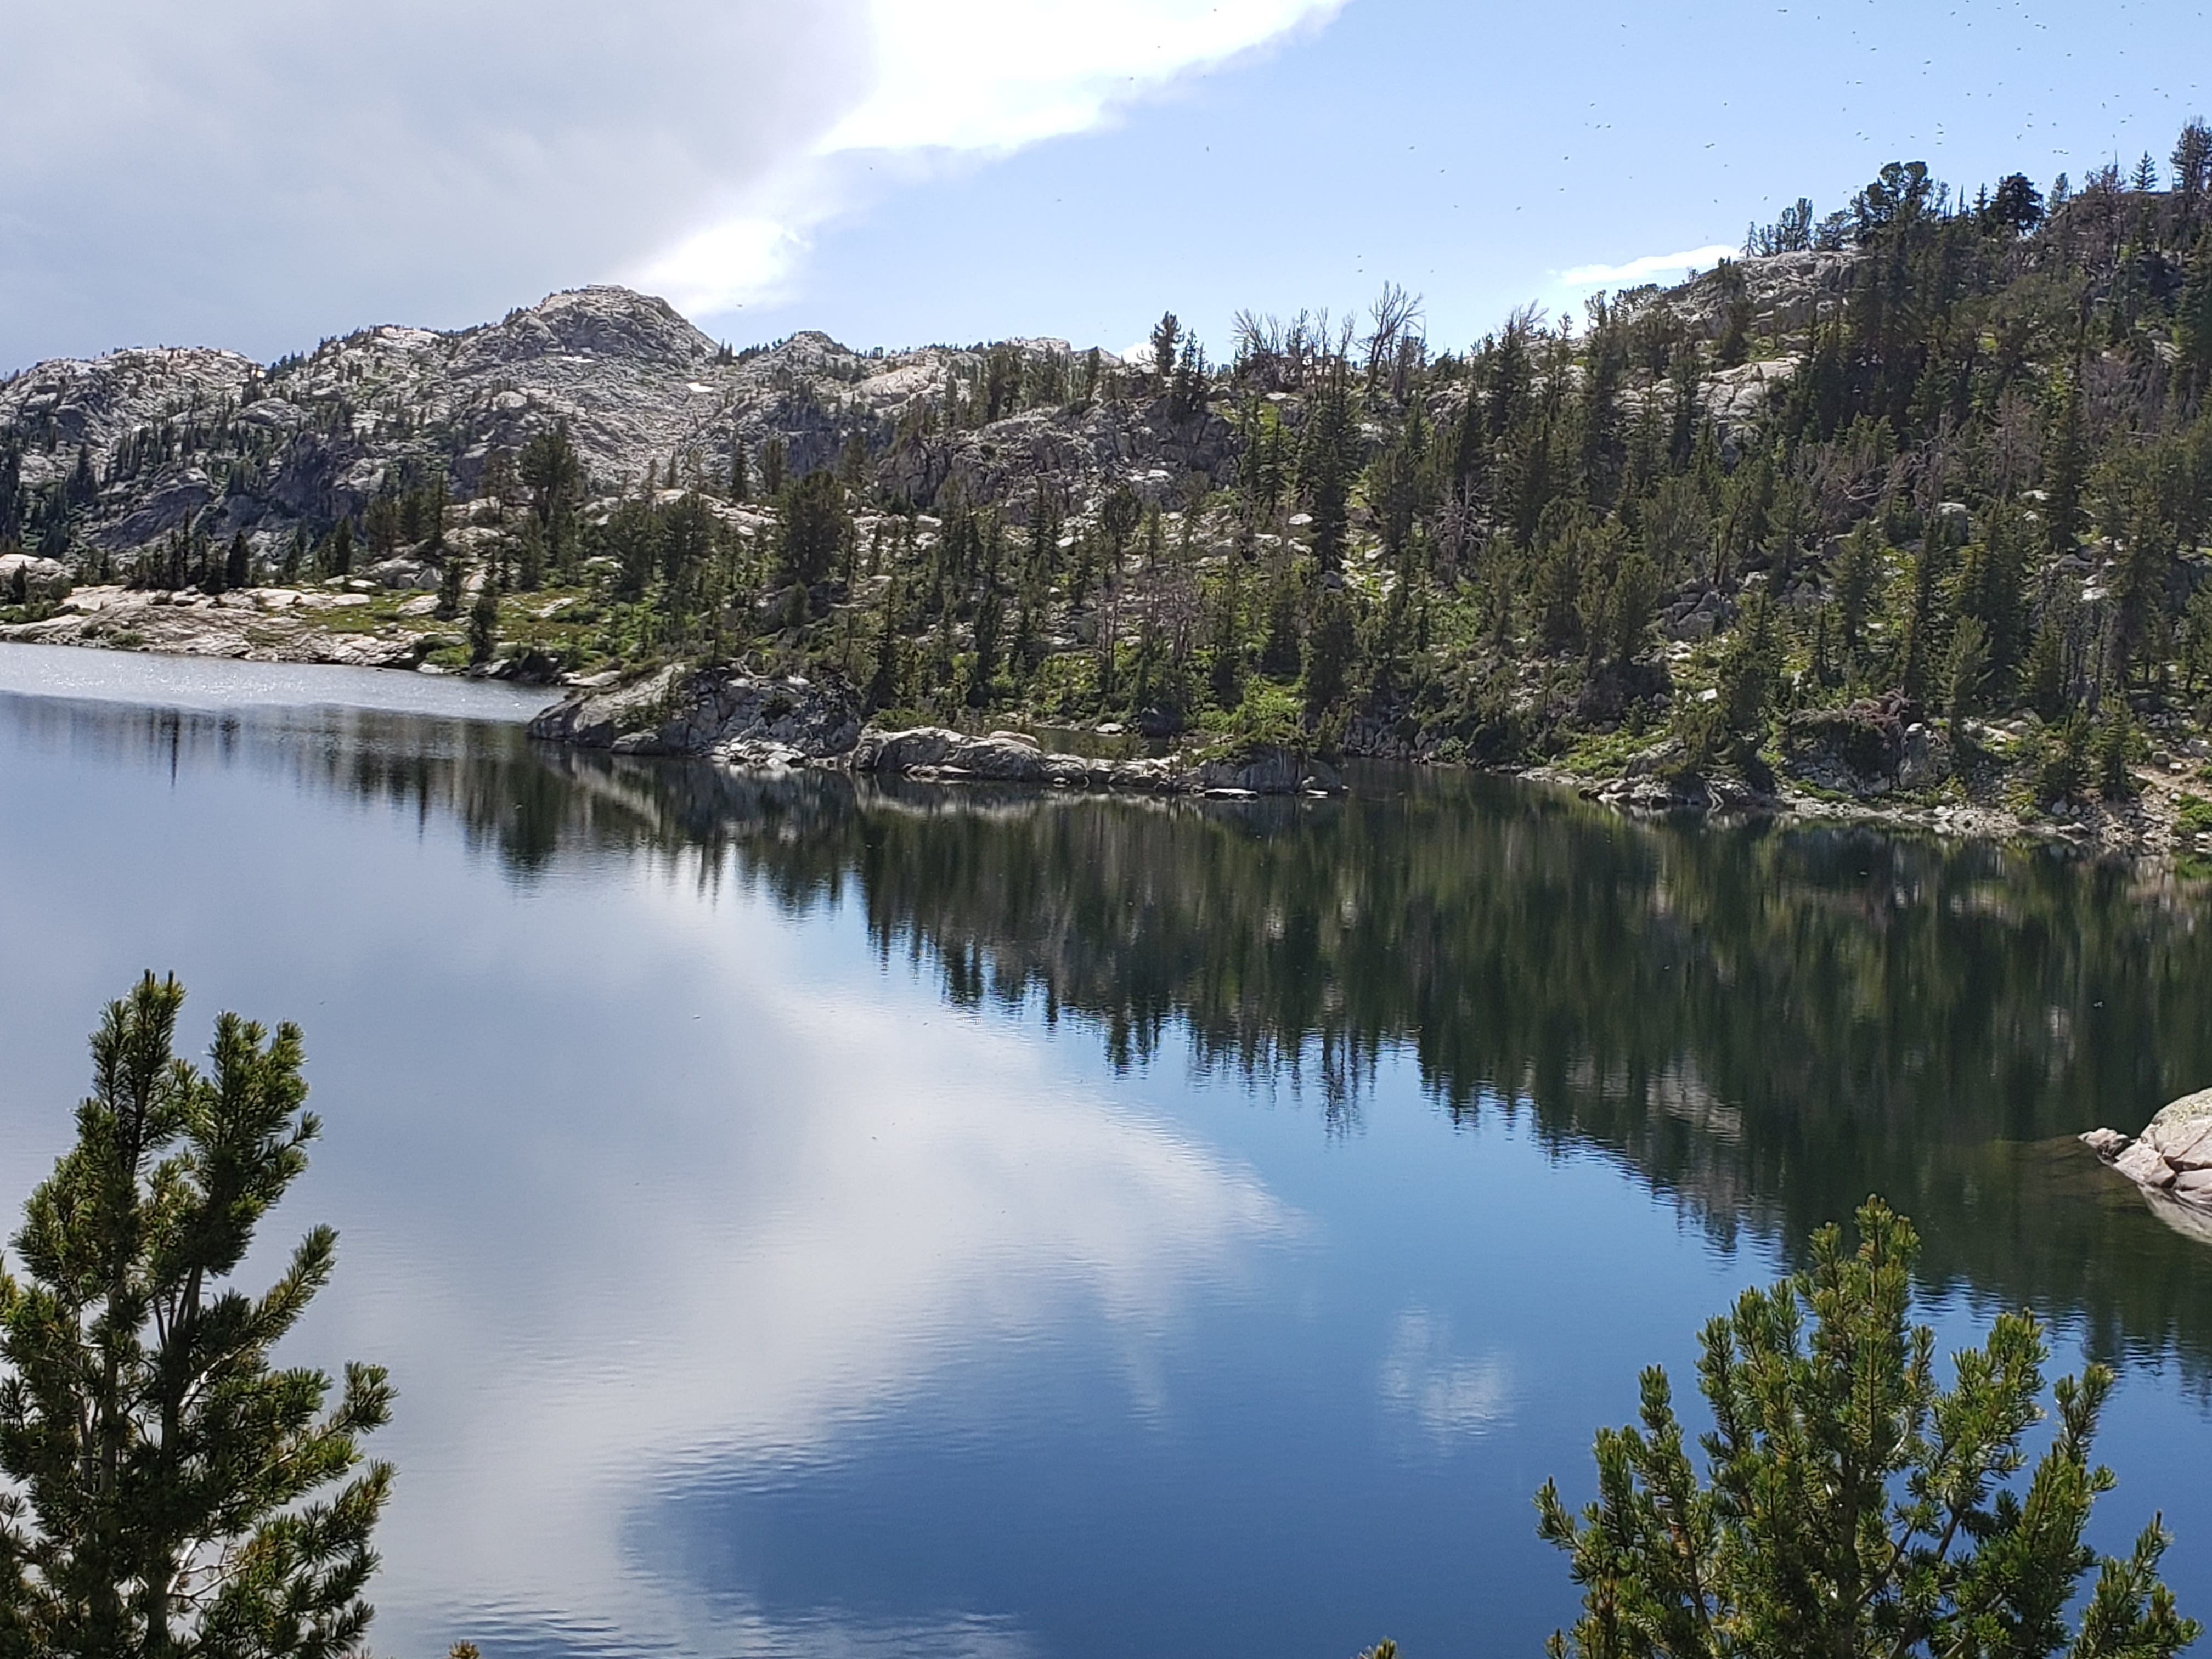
[1,270,1816,573]
[0,285,1241,567]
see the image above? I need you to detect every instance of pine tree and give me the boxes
[225,532,250,592]
[2024,614,2069,720]
[1149,312,1182,393]
[434,546,465,620]
[778,470,848,589]
[468,566,500,664]
[2044,369,2085,556]
[2176,230,2212,392]
[1537,1199,2197,1659]
[1300,366,1359,573]
[516,516,546,593]
[1302,586,1358,718]
[0,974,393,1657]
[1832,521,1883,667]
[866,579,905,713]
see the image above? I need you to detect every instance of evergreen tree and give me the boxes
[1897,540,1954,707]
[1832,522,1883,667]
[1537,1199,2197,1659]
[467,566,500,664]
[2176,230,2212,392]
[866,580,905,713]
[516,424,581,573]
[1259,572,1304,679]
[778,470,847,589]
[1149,312,1182,394]
[1303,586,1358,719]
[1300,366,1359,573]
[0,974,393,1657]
[2043,369,2085,556]
[516,515,546,593]
[434,546,465,620]
[2024,615,2070,720]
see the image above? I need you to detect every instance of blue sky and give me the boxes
[1,0,2205,371]
[727,0,2211,359]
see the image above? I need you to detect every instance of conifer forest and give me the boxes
[7,137,2212,818]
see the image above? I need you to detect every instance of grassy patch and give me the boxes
[1558,724,1666,778]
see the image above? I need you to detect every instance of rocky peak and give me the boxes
[460,286,718,375]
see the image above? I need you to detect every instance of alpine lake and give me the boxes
[2,644,2209,1659]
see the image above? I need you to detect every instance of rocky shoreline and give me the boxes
[3,617,2206,856]
[523,663,1345,797]
[1,582,447,671]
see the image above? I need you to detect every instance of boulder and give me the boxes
[2083,1088,2212,1210]
[0,553,71,603]
[849,726,1057,783]
[528,665,862,761]
[1783,692,1924,794]
[364,556,435,590]
[1187,748,1342,795]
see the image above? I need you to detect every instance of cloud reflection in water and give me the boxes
[351,873,1294,1656]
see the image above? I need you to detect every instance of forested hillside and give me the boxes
[7,131,2212,819]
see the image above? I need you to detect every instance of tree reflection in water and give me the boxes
[38,693,2212,1385]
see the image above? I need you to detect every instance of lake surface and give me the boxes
[1,645,2209,1658]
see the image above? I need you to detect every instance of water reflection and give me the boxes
[3,676,2210,1657]
[12,686,2212,1387]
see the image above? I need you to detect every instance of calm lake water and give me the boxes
[1,644,2209,1659]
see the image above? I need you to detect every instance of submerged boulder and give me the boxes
[2082,1088,2212,1207]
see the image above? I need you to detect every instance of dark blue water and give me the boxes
[1,646,2208,1658]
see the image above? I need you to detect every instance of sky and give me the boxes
[1,0,2206,373]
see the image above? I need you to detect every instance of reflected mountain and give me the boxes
[18,689,2212,1380]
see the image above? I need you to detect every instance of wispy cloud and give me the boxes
[1556,242,1740,287]
[633,0,1348,318]
[0,0,1345,366]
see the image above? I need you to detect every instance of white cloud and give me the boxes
[1556,242,1740,287]
[630,0,1347,320]
[827,0,1347,155]
[0,0,1346,367]
[0,0,872,365]
[632,215,816,319]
